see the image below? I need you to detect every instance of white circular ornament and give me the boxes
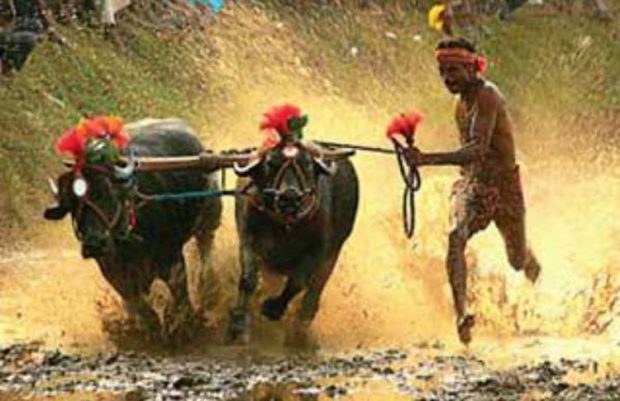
[72,177,89,197]
[282,145,299,159]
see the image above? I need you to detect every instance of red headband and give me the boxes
[436,48,488,74]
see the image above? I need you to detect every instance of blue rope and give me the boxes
[141,189,229,202]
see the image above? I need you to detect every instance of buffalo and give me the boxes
[44,117,226,342]
[226,105,359,345]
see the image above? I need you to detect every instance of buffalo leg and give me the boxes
[98,259,161,337]
[227,245,259,344]
[285,253,338,349]
[193,228,217,319]
[298,253,339,324]
[163,255,198,344]
[261,278,303,321]
[124,296,161,339]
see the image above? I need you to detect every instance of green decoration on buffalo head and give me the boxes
[287,114,308,142]
[85,138,122,165]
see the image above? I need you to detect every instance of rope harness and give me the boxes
[71,165,125,241]
[317,140,422,238]
[393,141,421,238]
[70,142,418,238]
[251,155,320,227]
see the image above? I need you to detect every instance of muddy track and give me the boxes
[0,343,618,400]
[2,177,620,401]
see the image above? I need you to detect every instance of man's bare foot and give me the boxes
[457,314,475,345]
[524,254,541,283]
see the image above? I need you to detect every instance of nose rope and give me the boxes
[271,158,311,195]
[291,159,310,190]
[272,159,293,191]
[247,156,319,226]
[72,202,84,241]
[73,176,126,240]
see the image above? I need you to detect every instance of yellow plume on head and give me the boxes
[428,4,446,31]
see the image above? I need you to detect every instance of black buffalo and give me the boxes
[44,119,223,342]
[227,137,359,344]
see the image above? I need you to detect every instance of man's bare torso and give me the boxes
[455,80,517,181]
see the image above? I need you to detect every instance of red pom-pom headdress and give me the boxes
[56,115,129,162]
[386,111,424,139]
[259,104,304,149]
[259,104,302,136]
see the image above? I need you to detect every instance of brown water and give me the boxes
[0,233,620,401]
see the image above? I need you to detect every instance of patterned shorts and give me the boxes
[450,165,525,236]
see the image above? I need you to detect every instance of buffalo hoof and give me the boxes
[162,318,200,349]
[131,313,164,343]
[226,326,250,345]
[285,322,319,352]
[226,308,250,345]
[261,298,287,321]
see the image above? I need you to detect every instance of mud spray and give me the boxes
[0,5,619,369]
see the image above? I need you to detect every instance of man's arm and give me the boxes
[412,89,499,166]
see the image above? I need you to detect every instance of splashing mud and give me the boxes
[189,4,620,351]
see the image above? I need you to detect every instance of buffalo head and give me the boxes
[232,138,353,223]
[44,150,140,259]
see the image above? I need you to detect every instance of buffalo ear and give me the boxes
[44,204,69,220]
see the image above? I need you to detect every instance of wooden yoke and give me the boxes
[62,150,259,172]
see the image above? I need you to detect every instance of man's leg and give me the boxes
[495,166,541,283]
[447,224,475,344]
[447,180,493,344]
[494,211,541,283]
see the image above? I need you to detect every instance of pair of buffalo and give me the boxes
[44,118,359,345]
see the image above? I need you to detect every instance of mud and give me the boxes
[0,342,618,400]
[1,209,620,400]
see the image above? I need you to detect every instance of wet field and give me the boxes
[0,339,619,401]
[2,166,620,401]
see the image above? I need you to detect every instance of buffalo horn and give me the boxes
[47,177,59,198]
[113,150,138,180]
[313,157,338,175]
[232,157,263,176]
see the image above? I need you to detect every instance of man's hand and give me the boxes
[401,146,425,166]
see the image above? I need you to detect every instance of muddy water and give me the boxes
[3,105,620,400]
[2,158,620,400]
[0,249,111,353]
[2,247,620,400]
